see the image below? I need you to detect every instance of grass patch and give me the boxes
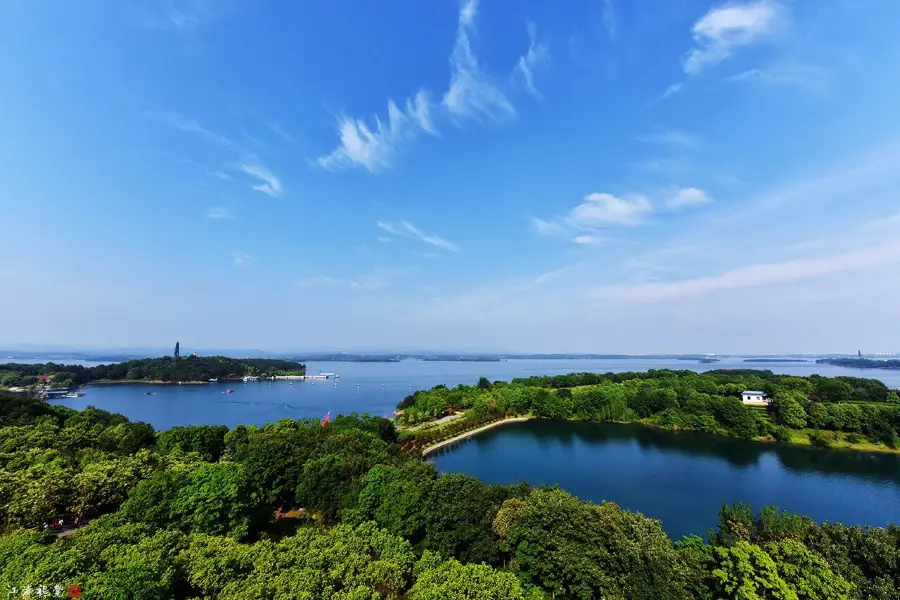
[747,405,774,424]
[781,428,898,453]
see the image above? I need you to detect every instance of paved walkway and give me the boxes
[402,412,464,432]
[421,417,531,456]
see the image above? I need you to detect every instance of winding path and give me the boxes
[421,417,531,456]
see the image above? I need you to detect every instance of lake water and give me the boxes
[48,357,900,431]
[430,419,900,539]
[44,357,900,538]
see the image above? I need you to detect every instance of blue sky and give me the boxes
[2,0,900,354]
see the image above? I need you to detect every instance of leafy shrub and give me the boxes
[845,432,864,444]
[772,426,792,444]
[808,430,831,448]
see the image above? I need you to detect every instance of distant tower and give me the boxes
[174,341,180,360]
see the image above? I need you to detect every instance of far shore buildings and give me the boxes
[741,390,770,406]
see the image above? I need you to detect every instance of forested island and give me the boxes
[421,356,504,362]
[818,357,900,370]
[286,354,401,363]
[1,389,898,598]
[0,355,306,389]
[744,358,809,363]
[397,369,900,454]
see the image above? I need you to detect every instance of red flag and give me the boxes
[320,411,331,427]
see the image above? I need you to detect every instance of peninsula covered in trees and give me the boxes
[1,389,898,598]
[0,355,306,389]
[397,369,900,453]
[817,357,900,370]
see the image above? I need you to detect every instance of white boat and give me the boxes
[209,378,218,383]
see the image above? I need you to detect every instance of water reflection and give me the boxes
[499,420,900,482]
[431,419,900,539]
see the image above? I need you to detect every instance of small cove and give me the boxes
[430,419,900,539]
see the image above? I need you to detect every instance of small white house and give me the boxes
[741,390,770,405]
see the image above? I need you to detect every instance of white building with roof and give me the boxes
[741,391,770,406]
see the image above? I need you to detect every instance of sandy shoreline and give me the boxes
[422,417,531,456]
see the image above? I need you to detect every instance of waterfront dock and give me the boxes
[272,374,338,381]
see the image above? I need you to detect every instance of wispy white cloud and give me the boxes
[239,127,267,152]
[240,164,283,198]
[661,83,684,98]
[683,0,785,76]
[231,250,254,267]
[151,111,232,146]
[666,187,711,209]
[719,137,900,222]
[729,64,828,89]
[376,220,460,252]
[636,129,700,150]
[268,122,298,145]
[349,268,406,291]
[531,217,567,237]
[137,0,215,32]
[534,193,653,243]
[376,236,393,243]
[297,269,406,292]
[515,22,549,98]
[207,206,235,220]
[530,262,591,288]
[866,212,900,229]
[602,0,617,39]
[317,91,435,172]
[166,0,212,31]
[443,0,515,120]
[210,171,233,181]
[532,266,574,286]
[631,157,692,175]
[573,235,603,246]
[297,275,341,288]
[317,0,541,172]
[406,90,436,134]
[593,240,900,304]
[567,193,652,227]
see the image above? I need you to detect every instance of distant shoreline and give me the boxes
[743,359,809,363]
[85,379,212,386]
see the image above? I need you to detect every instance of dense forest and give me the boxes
[1,390,898,599]
[396,370,900,452]
[0,356,306,388]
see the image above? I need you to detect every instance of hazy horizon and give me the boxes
[0,341,886,358]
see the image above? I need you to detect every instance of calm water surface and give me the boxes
[49,357,900,430]
[430,420,900,539]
